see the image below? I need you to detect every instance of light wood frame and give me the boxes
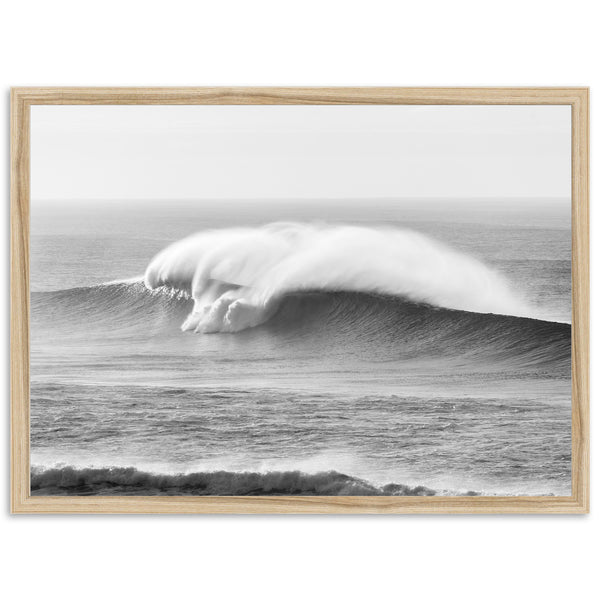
[11,87,589,514]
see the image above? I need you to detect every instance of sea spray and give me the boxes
[144,223,530,333]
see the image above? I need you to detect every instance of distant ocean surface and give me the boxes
[30,198,572,496]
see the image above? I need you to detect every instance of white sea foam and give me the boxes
[144,223,530,333]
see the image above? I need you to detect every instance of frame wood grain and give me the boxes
[10,87,589,514]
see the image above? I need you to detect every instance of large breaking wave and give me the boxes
[31,223,571,372]
[144,223,531,334]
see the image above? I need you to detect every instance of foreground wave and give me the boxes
[144,223,530,333]
[30,466,453,496]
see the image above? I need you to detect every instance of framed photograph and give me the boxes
[11,87,589,514]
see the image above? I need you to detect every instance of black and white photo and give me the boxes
[29,104,572,497]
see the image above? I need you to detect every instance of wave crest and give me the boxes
[144,223,528,333]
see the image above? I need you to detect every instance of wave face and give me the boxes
[266,291,570,370]
[30,465,444,496]
[32,282,570,374]
[144,223,531,334]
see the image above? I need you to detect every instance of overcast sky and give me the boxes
[31,105,571,201]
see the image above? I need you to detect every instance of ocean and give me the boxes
[29,198,572,496]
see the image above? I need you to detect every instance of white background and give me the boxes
[1,1,596,599]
